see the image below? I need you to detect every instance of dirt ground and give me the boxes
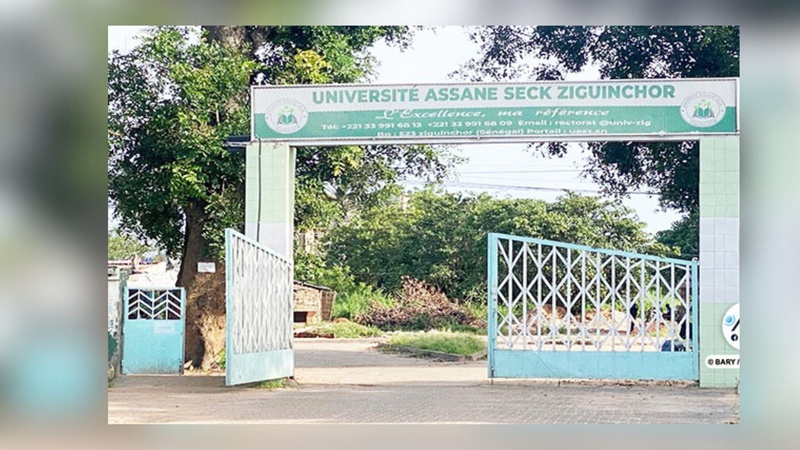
[108,338,739,424]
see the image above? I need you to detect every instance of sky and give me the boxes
[107,26,684,234]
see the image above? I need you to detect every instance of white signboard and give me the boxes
[252,78,739,145]
[198,262,216,273]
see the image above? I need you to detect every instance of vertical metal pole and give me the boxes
[611,256,616,351]
[537,243,542,345]
[179,287,186,375]
[581,251,586,351]
[639,259,646,349]
[691,260,700,379]
[522,243,528,350]
[596,252,601,348]
[566,248,571,348]
[487,233,498,379]
[670,264,676,351]
[224,228,233,384]
[625,256,631,350]
[551,245,557,351]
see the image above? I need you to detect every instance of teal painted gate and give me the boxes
[121,287,185,374]
[225,229,294,386]
[487,233,699,380]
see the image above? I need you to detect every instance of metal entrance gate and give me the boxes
[121,287,185,374]
[225,229,294,386]
[487,233,698,380]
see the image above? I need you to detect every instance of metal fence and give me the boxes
[488,233,699,380]
[225,229,294,385]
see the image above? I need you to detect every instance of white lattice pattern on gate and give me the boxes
[493,235,696,352]
[126,288,183,320]
[227,230,293,355]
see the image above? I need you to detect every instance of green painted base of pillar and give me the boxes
[699,303,740,388]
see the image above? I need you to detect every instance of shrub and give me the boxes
[357,277,486,330]
[332,283,395,320]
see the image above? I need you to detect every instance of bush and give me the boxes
[332,283,395,320]
[357,277,486,331]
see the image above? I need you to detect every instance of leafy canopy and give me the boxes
[325,189,674,303]
[458,26,739,214]
[108,27,255,257]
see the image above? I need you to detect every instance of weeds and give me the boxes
[311,321,383,338]
[385,331,486,356]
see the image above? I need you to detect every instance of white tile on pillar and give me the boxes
[714,270,725,289]
[724,269,738,286]
[724,218,739,235]
[724,234,738,251]
[714,235,725,251]
[725,252,739,269]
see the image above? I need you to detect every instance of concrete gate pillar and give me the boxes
[244,141,296,260]
[698,136,740,388]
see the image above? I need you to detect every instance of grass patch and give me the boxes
[313,321,383,338]
[331,284,396,320]
[256,378,291,389]
[386,331,486,356]
[436,324,485,334]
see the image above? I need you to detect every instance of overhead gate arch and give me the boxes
[225,77,737,387]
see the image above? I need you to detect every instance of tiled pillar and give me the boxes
[698,136,740,388]
[244,142,296,259]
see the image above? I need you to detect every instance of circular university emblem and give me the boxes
[265,98,309,134]
[721,303,739,350]
[680,92,726,128]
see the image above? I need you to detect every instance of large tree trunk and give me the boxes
[177,199,226,370]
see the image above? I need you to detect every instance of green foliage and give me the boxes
[311,322,384,338]
[656,212,699,260]
[108,27,255,257]
[459,26,739,214]
[108,229,155,260]
[294,250,355,292]
[256,378,290,389]
[109,26,452,265]
[327,189,670,304]
[385,332,486,356]
[215,348,226,370]
[356,277,484,330]
[333,285,396,321]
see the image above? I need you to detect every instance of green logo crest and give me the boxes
[277,106,297,125]
[692,99,714,119]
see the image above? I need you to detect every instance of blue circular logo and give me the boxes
[724,314,735,326]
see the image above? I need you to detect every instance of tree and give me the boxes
[326,189,673,304]
[656,212,699,260]
[108,229,155,260]
[109,27,255,367]
[200,26,456,231]
[458,26,739,214]
[109,26,454,368]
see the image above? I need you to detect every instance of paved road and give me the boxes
[108,338,739,424]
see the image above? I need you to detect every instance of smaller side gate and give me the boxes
[487,233,699,381]
[121,287,186,375]
[225,229,294,386]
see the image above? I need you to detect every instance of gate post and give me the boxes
[487,233,498,379]
[698,136,740,388]
[245,141,296,260]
